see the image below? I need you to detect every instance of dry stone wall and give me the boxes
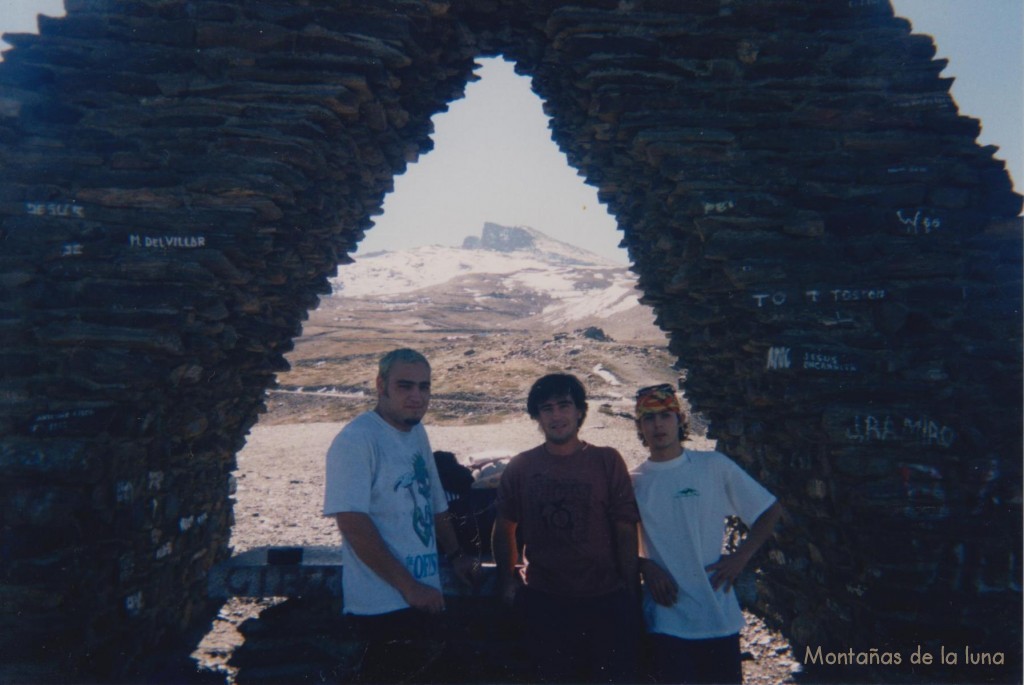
[501,4,1023,682]
[0,0,1019,682]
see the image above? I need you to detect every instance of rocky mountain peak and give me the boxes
[462,222,536,252]
[460,222,610,266]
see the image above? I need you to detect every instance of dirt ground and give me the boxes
[262,323,679,426]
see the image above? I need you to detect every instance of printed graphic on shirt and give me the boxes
[674,487,700,498]
[529,474,592,544]
[405,552,439,579]
[393,451,435,547]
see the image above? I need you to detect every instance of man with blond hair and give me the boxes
[323,348,475,681]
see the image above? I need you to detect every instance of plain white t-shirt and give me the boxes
[631,449,776,639]
[323,411,448,615]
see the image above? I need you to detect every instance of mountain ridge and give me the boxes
[461,222,617,267]
[327,222,652,338]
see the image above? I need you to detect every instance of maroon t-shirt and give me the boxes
[496,442,640,597]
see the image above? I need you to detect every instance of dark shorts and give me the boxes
[517,585,640,684]
[348,607,438,642]
[347,608,445,683]
[645,631,742,684]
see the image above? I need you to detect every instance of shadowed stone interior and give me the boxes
[0,0,1020,681]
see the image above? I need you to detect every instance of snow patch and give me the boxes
[327,230,644,329]
[592,364,621,386]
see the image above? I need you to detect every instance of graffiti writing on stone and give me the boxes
[826,410,957,448]
[129,234,207,249]
[887,165,929,175]
[751,287,886,308]
[803,351,858,372]
[219,565,342,598]
[25,202,85,218]
[901,416,957,448]
[703,199,735,214]
[896,209,941,235]
[767,347,790,369]
[766,346,859,373]
[820,312,856,327]
[124,591,143,617]
[28,408,99,435]
[894,94,952,110]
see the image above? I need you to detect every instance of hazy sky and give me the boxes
[3,1,1021,264]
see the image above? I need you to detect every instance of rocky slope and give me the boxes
[265,223,678,426]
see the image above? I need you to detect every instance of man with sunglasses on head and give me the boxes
[631,383,784,684]
[492,373,641,684]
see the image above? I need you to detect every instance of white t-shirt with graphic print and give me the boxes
[631,449,776,639]
[323,411,448,615]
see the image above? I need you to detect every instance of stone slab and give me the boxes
[208,546,498,600]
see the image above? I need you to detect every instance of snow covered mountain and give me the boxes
[324,223,656,338]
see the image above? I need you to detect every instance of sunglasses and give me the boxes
[635,383,675,399]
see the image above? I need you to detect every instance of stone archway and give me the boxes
[0,1,1020,681]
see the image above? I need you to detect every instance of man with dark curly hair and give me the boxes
[493,373,640,683]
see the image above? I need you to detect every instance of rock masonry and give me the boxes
[0,0,1020,681]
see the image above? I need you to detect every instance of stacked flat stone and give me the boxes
[0,0,1019,681]
[0,1,477,680]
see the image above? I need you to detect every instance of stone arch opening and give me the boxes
[359,56,627,262]
[219,48,663,572]
[206,54,688,680]
[0,2,1020,682]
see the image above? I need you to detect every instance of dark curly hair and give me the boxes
[526,373,588,427]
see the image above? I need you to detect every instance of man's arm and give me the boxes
[491,515,520,606]
[639,557,679,606]
[706,500,784,592]
[434,511,477,586]
[614,519,639,599]
[335,512,445,613]
[434,511,461,558]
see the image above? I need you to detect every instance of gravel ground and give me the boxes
[193,414,801,683]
